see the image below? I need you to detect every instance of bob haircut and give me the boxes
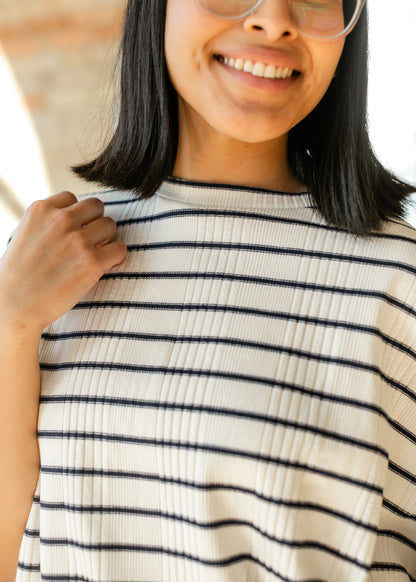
[73,0,414,236]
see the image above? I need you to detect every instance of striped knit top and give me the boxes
[17,178,416,582]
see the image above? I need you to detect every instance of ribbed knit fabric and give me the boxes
[16,178,416,582]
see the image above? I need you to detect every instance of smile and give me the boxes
[215,55,298,80]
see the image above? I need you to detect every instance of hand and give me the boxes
[0,191,127,335]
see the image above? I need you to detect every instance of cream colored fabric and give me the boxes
[17,179,416,581]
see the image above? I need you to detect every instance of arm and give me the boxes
[0,325,42,580]
[0,192,127,579]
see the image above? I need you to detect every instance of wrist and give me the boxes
[0,306,45,347]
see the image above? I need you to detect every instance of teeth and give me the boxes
[222,56,294,80]
[264,64,276,79]
[243,60,253,73]
[252,63,265,77]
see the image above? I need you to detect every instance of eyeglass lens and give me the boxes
[199,0,360,38]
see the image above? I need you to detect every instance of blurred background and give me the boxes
[0,0,123,252]
[1,0,415,254]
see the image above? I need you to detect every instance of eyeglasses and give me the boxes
[197,0,366,39]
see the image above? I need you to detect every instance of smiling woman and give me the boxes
[72,0,413,234]
[1,1,416,581]
[163,0,345,194]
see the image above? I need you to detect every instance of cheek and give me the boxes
[327,38,345,78]
[306,40,345,102]
[164,6,180,75]
[165,14,201,96]
[165,0,192,79]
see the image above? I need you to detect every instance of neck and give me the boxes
[172,113,305,193]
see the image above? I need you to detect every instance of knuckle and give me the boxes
[117,241,128,253]
[52,209,75,231]
[103,217,117,232]
[87,197,105,213]
[24,199,57,228]
[26,199,48,219]
[59,191,77,204]
[114,242,128,260]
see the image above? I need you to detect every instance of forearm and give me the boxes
[0,191,127,579]
[0,324,41,580]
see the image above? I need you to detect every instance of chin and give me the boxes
[206,110,298,145]
[215,124,291,145]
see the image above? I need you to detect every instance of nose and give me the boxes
[242,0,300,42]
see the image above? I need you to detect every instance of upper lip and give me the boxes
[215,48,302,72]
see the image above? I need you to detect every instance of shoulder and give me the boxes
[352,217,416,320]
[381,215,416,240]
[340,217,416,292]
[367,216,416,265]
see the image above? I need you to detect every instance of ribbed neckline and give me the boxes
[156,177,311,210]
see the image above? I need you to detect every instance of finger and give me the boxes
[96,240,128,270]
[47,191,78,209]
[66,197,105,228]
[83,217,118,247]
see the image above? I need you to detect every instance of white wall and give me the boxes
[367,0,416,222]
[0,47,51,253]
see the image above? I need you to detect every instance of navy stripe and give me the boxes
[117,207,416,245]
[37,431,383,494]
[123,240,416,275]
[388,217,416,233]
[38,391,416,447]
[37,358,372,410]
[117,208,320,226]
[27,502,369,568]
[38,394,388,457]
[371,562,415,580]
[69,299,416,346]
[388,460,416,485]
[378,529,416,551]
[104,198,137,206]
[166,176,309,196]
[24,528,40,537]
[17,562,40,571]
[41,577,155,582]
[40,465,379,533]
[38,502,414,553]
[41,317,416,361]
[382,498,416,521]
[39,497,377,534]
[39,467,416,544]
[38,426,416,492]
[37,331,411,393]
[38,538,365,580]
[95,274,416,318]
[39,359,416,406]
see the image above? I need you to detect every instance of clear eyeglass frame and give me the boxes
[196,0,367,40]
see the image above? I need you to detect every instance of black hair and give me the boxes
[73,0,415,236]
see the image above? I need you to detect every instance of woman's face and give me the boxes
[164,0,345,146]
